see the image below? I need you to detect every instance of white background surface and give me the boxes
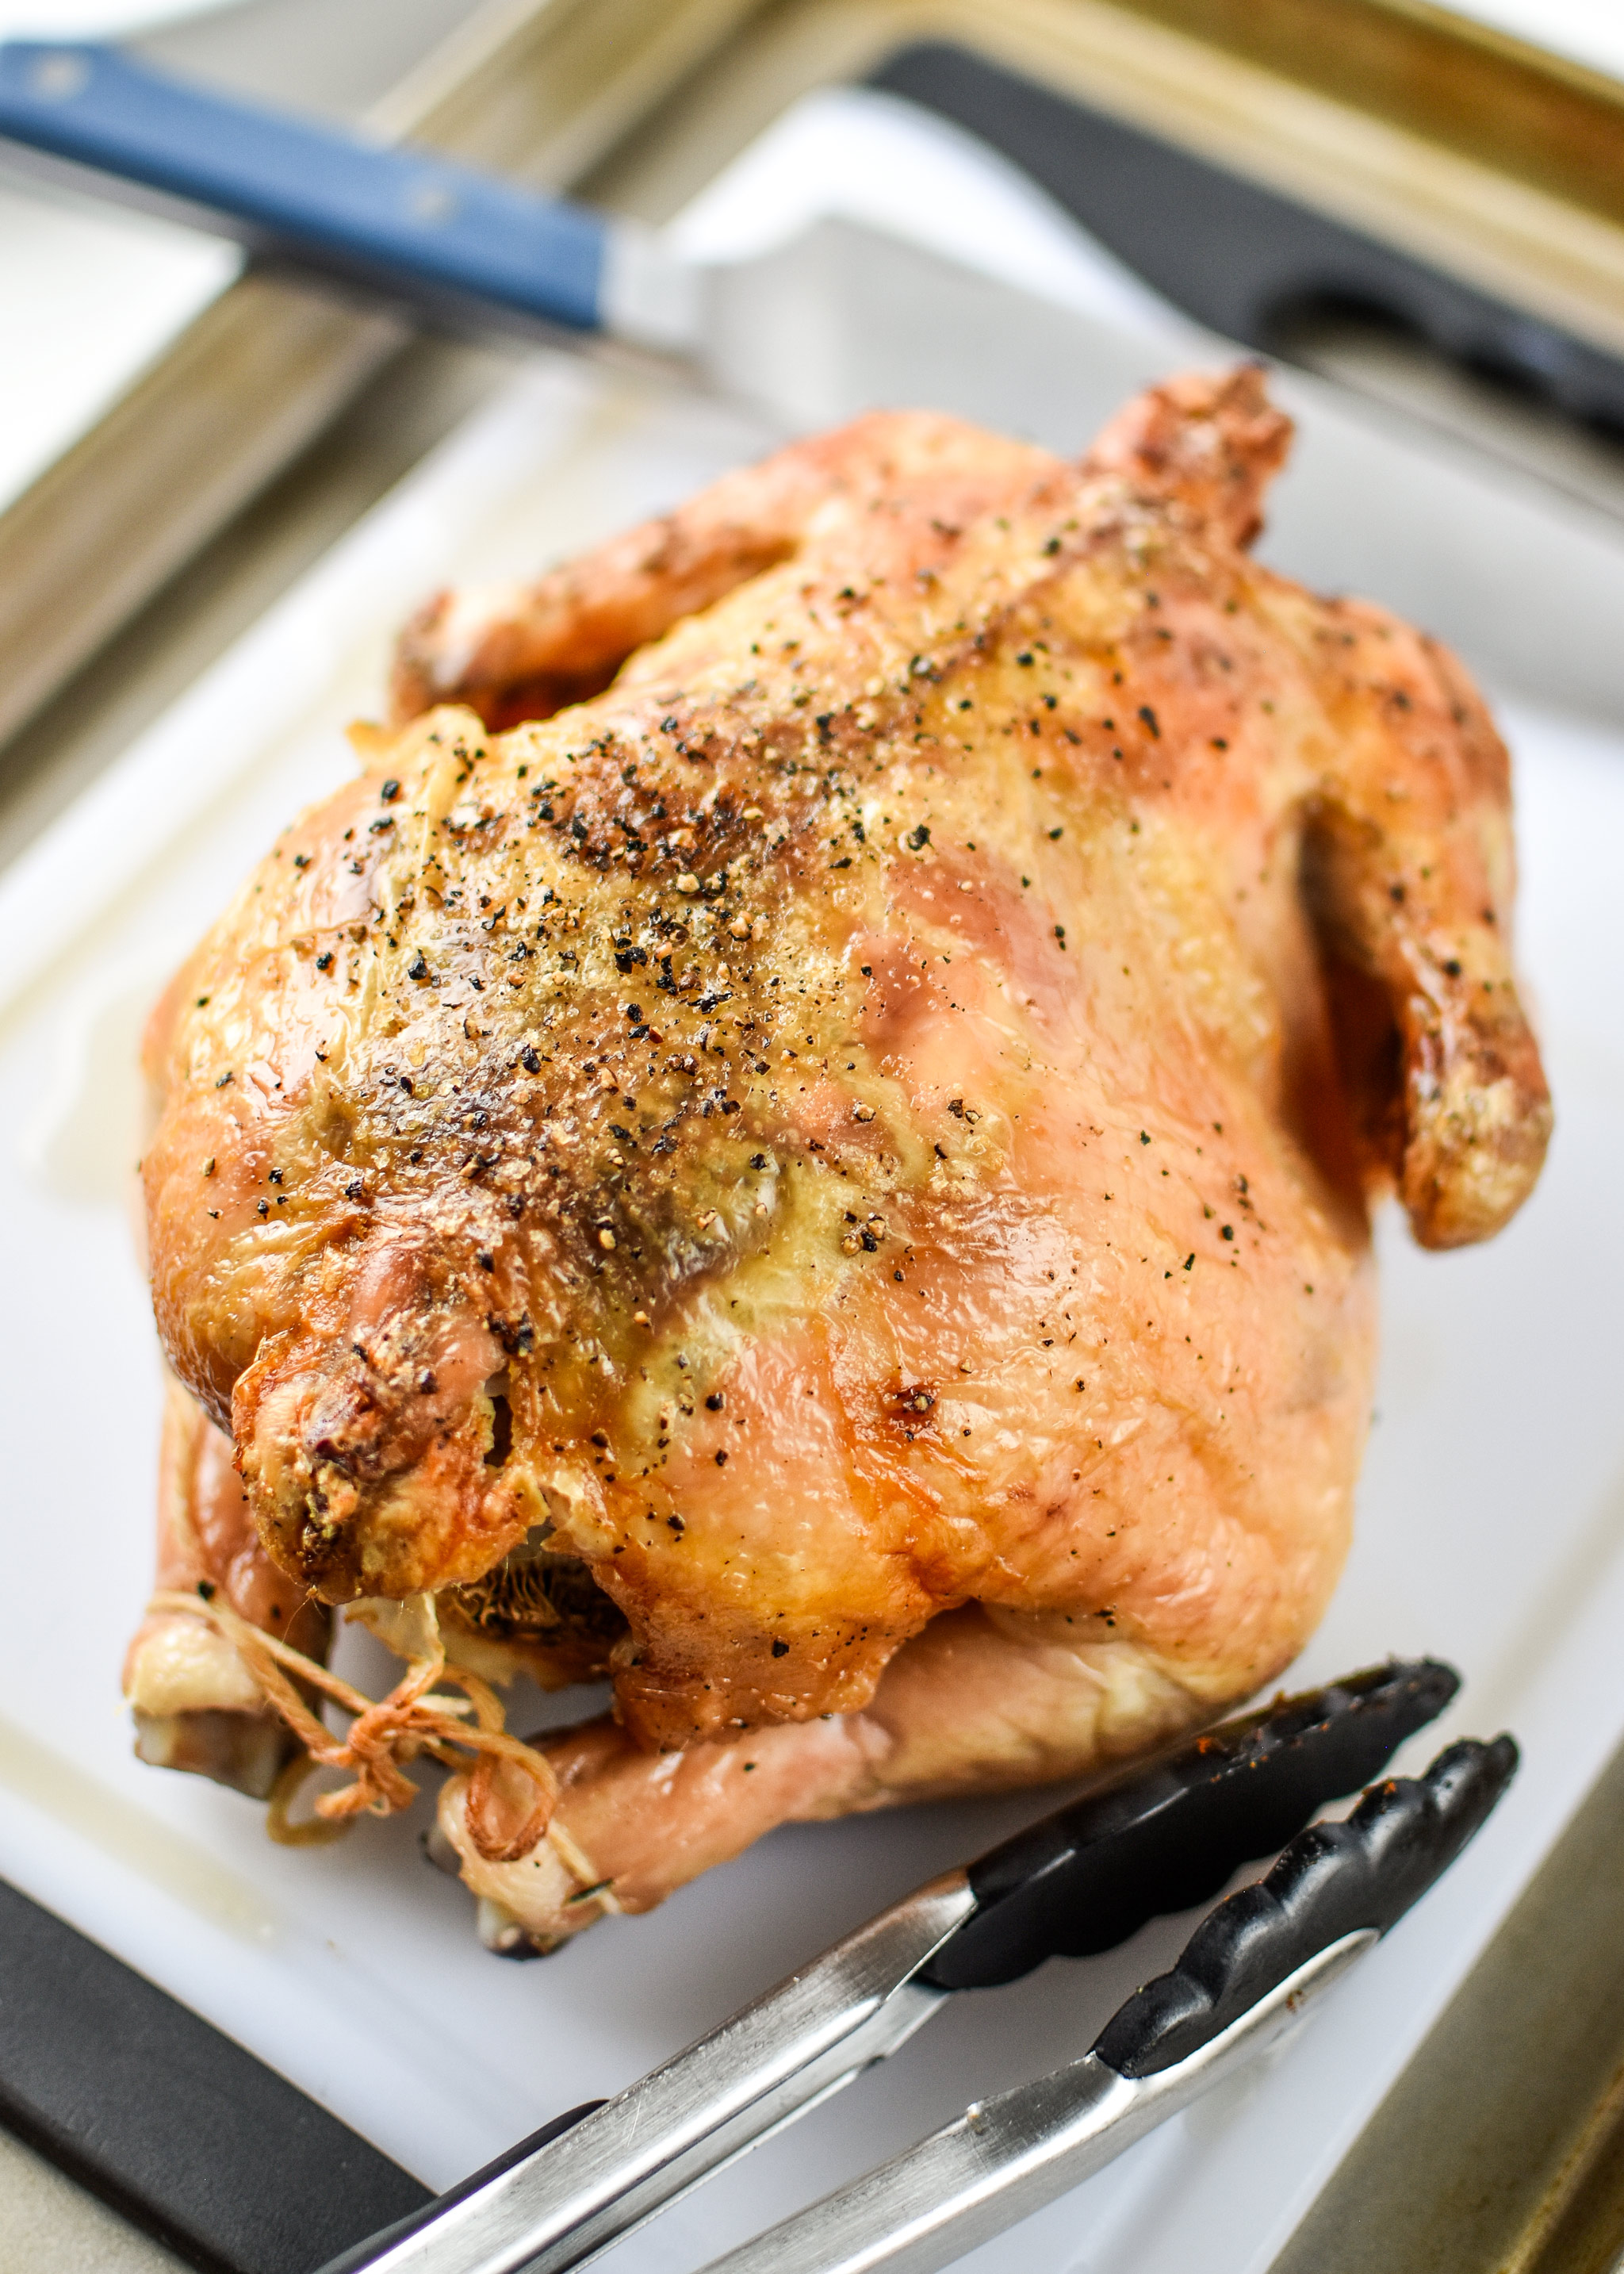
[2,77,1624,2274]
[0,0,238,32]
[1446,0,1624,79]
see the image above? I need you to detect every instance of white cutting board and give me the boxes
[2,94,1624,2274]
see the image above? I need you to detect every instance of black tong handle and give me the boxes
[312,1661,1463,2274]
[1095,1733,1518,2076]
[925,1659,1457,1989]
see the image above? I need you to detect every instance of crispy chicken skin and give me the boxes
[137,370,1549,1946]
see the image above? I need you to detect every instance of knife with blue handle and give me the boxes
[0,39,695,351]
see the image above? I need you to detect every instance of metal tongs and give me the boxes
[320,1662,1515,2274]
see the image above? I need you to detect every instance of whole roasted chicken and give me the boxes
[128,369,1550,1952]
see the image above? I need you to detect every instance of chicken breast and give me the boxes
[135,368,1549,1948]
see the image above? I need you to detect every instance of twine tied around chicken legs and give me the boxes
[147,1586,603,1884]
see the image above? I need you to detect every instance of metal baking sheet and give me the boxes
[2,98,1622,2274]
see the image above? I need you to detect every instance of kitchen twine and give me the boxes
[147,1586,612,1902]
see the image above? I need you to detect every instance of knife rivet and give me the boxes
[30,52,90,99]
[408,182,458,224]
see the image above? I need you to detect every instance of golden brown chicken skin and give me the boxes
[138,370,1549,1944]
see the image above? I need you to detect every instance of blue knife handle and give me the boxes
[0,39,608,333]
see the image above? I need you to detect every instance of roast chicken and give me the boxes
[128,368,1550,1952]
